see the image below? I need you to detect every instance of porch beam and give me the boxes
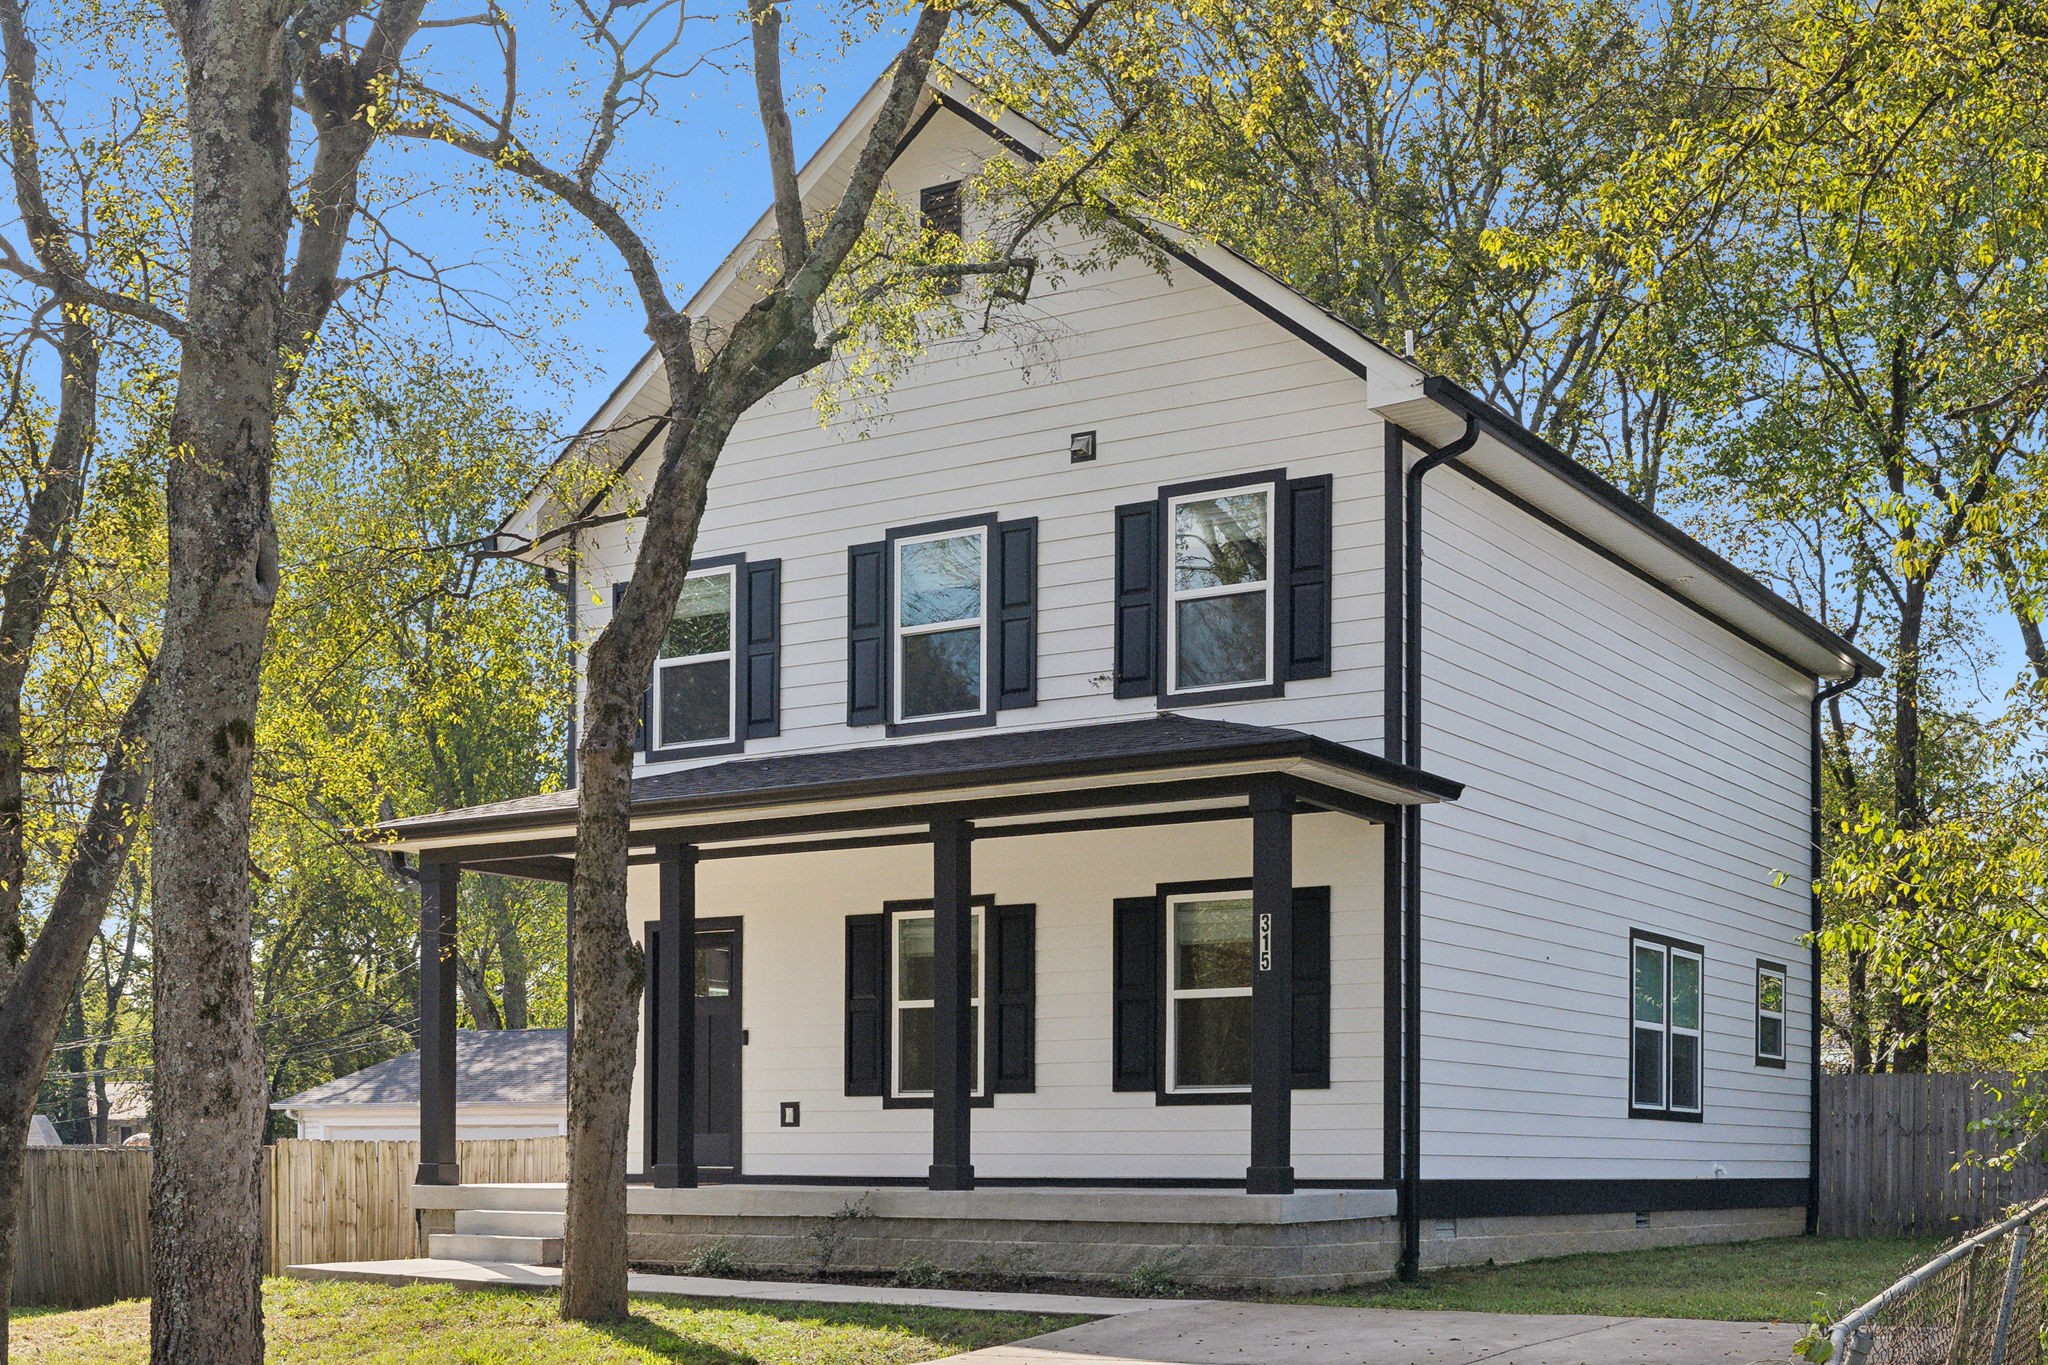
[651,839,698,1188]
[416,860,461,1186]
[929,814,975,1191]
[1247,782,1296,1195]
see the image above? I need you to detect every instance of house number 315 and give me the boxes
[1257,913,1273,973]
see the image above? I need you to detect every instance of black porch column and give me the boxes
[416,859,461,1186]
[929,814,975,1191]
[651,839,699,1189]
[1247,783,1296,1195]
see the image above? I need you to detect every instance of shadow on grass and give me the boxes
[586,1313,758,1363]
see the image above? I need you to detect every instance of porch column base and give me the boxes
[1245,1164,1296,1195]
[928,1163,975,1192]
[651,1163,698,1190]
[415,1161,461,1186]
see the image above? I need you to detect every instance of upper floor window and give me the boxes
[1168,486,1272,695]
[1630,931,1703,1120]
[1755,960,1787,1067]
[655,566,737,751]
[896,527,987,723]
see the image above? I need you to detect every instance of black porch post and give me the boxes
[652,839,699,1189]
[416,859,461,1186]
[929,814,975,1191]
[1247,782,1296,1195]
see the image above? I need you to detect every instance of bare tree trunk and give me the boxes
[147,2,293,1356]
[0,681,152,1365]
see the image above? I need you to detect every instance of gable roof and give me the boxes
[273,1029,567,1110]
[505,65,1872,683]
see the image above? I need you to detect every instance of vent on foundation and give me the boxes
[1634,1212,1652,1229]
[1434,1219,1457,1238]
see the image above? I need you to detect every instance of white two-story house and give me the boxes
[376,68,1875,1290]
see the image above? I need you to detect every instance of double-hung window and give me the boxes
[1166,893,1255,1093]
[895,526,988,723]
[891,907,984,1098]
[1631,932,1703,1119]
[653,566,737,752]
[1755,961,1787,1066]
[1167,485,1273,695]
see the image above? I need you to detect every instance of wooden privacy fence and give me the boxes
[15,1136,566,1309]
[1821,1072,2048,1236]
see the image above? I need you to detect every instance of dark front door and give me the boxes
[644,919,743,1178]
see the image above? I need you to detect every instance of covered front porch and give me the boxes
[378,715,1457,1286]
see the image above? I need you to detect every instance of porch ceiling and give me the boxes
[371,715,1461,876]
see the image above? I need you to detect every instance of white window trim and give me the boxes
[890,906,985,1100]
[1164,892,1253,1095]
[652,564,738,753]
[1631,935,1704,1118]
[1757,963,1787,1063]
[892,526,989,725]
[1164,484,1275,698]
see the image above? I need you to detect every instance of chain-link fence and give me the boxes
[1820,1198,2048,1364]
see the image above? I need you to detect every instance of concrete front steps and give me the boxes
[426,1207,565,1266]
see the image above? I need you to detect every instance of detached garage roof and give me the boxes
[274,1029,566,1110]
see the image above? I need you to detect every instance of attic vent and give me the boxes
[921,181,963,296]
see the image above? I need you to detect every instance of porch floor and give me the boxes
[283,1258,1174,1317]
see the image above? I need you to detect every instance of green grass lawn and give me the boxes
[10,1277,1084,1364]
[1306,1235,1945,1323]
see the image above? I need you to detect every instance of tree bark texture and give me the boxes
[148,0,293,1357]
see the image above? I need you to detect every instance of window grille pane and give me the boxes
[1671,954,1701,1031]
[1174,898,1253,990]
[1760,1014,1784,1060]
[1175,996,1253,1089]
[1633,944,1665,1024]
[661,573,732,658]
[657,659,731,746]
[1759,970,1784,1016]
[1172,492,1269,590]
[900,626,982,718]
[898,1005,933,1093]
[1671,1031,1701,1110]
[1174,594,1267,690]
[1633,1023,1665,1107]
[899,534,982,626]
[897,916,934,1001]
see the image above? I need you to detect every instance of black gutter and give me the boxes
[1807,663,1867,1233]
[1393,412,1479,1282]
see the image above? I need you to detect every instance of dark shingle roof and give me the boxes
[377,715,1462,841]
[275,1029,566,1109]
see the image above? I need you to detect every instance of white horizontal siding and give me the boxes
[1413,467,1814,1181]
[625,814,1384,1182]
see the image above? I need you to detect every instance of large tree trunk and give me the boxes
[1889,578,1930,1072]
[0,681,152,1365]
[147,0,294,1357]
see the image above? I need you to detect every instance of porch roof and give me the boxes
[374,715,1460,862]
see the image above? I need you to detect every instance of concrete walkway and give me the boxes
[284,1257,1173,1317]
[943,1301,1802,1365]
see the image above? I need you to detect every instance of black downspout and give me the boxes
[1381,427,1407,1206]
[1808,663,1865,1234]
[1394,412,1479,1282]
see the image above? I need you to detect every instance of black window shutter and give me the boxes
[990,904,1036,1093]
[995,518,1038,711]
[846,542,889,727]
[742,559,781,738]
[1113,502,1161,698]
[1290,885,1332,1089]
[921,181,963,296]
[1283,474,1334,681]
[844,914,887,1097]
[1112,895,1162,1091]
[612,582,649,751]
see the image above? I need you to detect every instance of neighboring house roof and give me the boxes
[273,1029,567,1110]
[378,714,1464,844]
[27,1114,61,1146]
[498,65,1871,684]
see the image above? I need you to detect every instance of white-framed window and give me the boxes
[1166,893,1255,1093]
[1166,485,1273,695]
[653,566,737,752]
[1631,933,1703,1118]
[891,907,985,1098]
[1756,961,1787,1066]
[894,527,988,723]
